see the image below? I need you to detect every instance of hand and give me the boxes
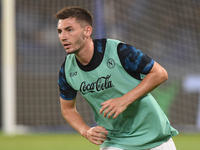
[99,97,128,119]
[86,126,108,145]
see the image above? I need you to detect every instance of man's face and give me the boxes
[57,17,86,54]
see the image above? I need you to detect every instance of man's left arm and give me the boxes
[99,61,168,119]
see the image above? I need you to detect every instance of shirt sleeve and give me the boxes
[117,43,155,80]
[58,60,77,100]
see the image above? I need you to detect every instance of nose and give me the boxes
[59,31,68,41]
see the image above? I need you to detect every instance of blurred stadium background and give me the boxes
[1,0,200,149]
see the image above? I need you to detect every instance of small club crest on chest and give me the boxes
[107,58,115,69]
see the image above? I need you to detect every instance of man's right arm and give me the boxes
[60,97,90,137]
[60,97,108,145]
[59,60,108,145]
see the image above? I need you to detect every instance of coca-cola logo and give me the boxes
[79,75,114,95]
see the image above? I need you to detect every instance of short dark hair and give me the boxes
[55,6,93,26]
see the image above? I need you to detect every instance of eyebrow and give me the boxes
[57,26,73,32]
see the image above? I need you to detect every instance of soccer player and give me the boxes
[56,6,178,150]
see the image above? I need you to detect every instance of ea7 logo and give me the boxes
[70,71,77,77]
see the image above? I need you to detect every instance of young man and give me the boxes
[56,6,178,150]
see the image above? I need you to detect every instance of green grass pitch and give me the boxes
[0,133,199,150]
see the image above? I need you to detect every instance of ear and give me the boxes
[84,26,92,38]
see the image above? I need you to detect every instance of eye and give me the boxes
[57,29,62,34]
[68,28,73,32]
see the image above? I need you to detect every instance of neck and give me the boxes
[75,38,94,66]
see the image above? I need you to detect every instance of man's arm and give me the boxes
[99,61,168,119]
[123,61,168,103]
[60,97,108,145]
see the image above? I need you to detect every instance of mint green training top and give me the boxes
[62,39,178,149]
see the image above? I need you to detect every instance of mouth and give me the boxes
[63,43,71,49]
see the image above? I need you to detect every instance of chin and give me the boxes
[66,51,72,54]
[66,49,75,54]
